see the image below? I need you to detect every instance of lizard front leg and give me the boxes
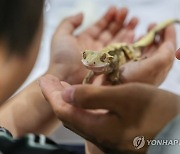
[108,70,120,84]
[108,62,121,84]
[82,71,94,84]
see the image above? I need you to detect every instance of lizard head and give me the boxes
[81,50,113,72]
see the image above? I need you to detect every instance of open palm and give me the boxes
[92,24,176,86]
[120,24,176,86]
[49,7,138,84]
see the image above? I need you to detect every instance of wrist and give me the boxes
[47,65,83,85]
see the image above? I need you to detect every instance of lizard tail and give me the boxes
[133,19,180,48]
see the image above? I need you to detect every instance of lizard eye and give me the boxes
[83,52,86,59]
[107,57,113,61]
[109,50,115,56]
[100,53,107,62]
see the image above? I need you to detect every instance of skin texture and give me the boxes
[39,75,180,153]
[49,6,176,87]
[49,7,139,84]
[0,6,178,153]
[121,24,176,86]
[47,9,176,154]
[82,19,178,85]
[92,24,176,86]
[50,7,176,87]
[0,7,140,137]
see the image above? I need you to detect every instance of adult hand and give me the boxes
[94,24,176,86]
[119,24,176,86]
[47,7,138,84]
[39,75,179,153]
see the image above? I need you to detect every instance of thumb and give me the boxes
[61,84,135,111]
[156,41,175,64]
[62,85,117,110]
[57,13,83,35]
[158,41,175,54]
[61,83,155,117]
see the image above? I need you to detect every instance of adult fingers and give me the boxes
[107,7,128,35]
[62,85,116,110]
[111,17,138,43]
[39,75,106,139]
[56,13,83,35]
[97,8,128,45]
[112,29,135,43]
[61,83,151,112]
[164,25,176,48]
[147,23,157,32]
[142,41,175,76]
[82,6,116,39]
[156,41,175,64]
[39,75,64,96]
[38,75,66,105]
[125,17,139,30]
[141,23,157,54]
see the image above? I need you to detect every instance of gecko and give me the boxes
[82,19,180,84]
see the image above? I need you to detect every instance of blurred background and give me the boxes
[18,0,180,145]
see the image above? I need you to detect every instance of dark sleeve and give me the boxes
[0,127,77,154]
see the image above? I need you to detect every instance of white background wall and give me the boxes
[18,0,180,144]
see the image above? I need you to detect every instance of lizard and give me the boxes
[81,19,180,84]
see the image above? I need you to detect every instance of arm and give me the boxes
[39,8,177,154]
[0,78,60,137]
[0,7,135,137]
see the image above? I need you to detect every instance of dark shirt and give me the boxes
[0,127,84,154]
